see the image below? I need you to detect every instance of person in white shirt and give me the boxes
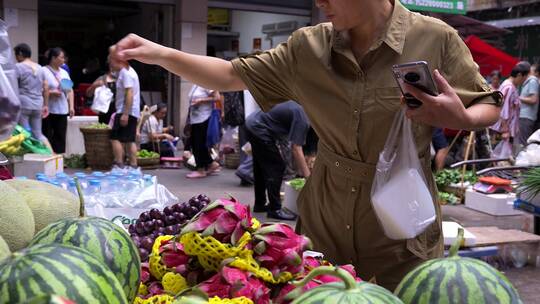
[42,47,74,154]
[140,103,175,157]
[109,55,141,167]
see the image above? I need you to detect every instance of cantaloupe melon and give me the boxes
[5,179,79,234]
[0,180,35,251]
[0,235,10,261]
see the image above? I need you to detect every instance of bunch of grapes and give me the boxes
[129,194,211,261]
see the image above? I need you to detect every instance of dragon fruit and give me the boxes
[159,239,190,269]
[198,266,271,304]
[252,223,312,277]
[181,197,254,245]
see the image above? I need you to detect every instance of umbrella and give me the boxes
[464,35,519,77]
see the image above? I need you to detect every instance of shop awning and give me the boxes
[464,35,519,77]
[435,14,512,38]
[486,16,540,29]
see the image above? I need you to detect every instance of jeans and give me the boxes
[18,108,47,142]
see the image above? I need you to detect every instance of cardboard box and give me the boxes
[442,221,476,247]
[465,189,522,216]
[14,154,63,178]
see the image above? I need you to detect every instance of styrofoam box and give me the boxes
[14,153,63,178]
[283,181,300,215]
[442,221,476,247]
[465,189,522,216]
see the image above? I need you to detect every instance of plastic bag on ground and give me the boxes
[371,108,436,240]
[220,125,237,154]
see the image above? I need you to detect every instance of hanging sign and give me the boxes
[401,0,467,15]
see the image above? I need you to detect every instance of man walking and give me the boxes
[109,56,141,167]
[519,63,539,146]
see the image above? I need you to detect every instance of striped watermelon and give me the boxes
[395,228,522,304]
[0,244,127,304]
[286,266,403,303]
[29,216,141,303]
[24,294,77,304]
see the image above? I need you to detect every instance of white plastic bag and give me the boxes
[491,139,513,159]
[220,126,237,154]
[91,85,113,114]
[371,109,436,240]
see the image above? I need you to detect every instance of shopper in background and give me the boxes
[245,101,310,221]
[42,47,74,154]
[489,70,502,91]
[86,58,117,124]
[185,84,222,179]
[518,64,539,146]
[431,128,449,171]
[109,54,141,167]
[140,103,175,157]
[13,43,51,149]
[491,62,529,157]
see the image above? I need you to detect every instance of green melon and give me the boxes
[23,294,77,304]
[285,266,403,304]
[395,229,522,304]
[0,235,10,261]
[0,244,127,304]
[5,179,79,234]
[30,217,141,303]
[0,180,35,251]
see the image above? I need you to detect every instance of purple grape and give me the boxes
[150,208,162,220]
[172,204,183,213]
[164,226,175,235]
[135,219,143,226]
[189,198,200,207]
[151,232,159,239]
[173,224,182,234]
[188,206,199,217]
[176,212,186,222]
[139,248,149,261]
[139,211,151,221]
[135,222,145,234]
[163,206,173,216]
[128,224,136,234]
[165,215,176,225]
[179,202,190,213]
[155,219,165,227]
[158,227,166,234]
[144,220,155,233]
[131,235,141,246]
[141,237,154,251]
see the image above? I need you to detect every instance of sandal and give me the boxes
[186,171,207,179]
[207,163,221,175]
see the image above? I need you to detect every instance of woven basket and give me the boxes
[80,127,114,170]
[137,157,160,168]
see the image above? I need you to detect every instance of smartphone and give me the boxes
[392,61,438,109]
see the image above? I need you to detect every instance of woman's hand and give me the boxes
[41,106,49,119]
[69,107,75,118]
[403,69,472,130]
[110,34,168,65]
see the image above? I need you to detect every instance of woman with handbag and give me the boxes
[86,60,117,124]
[186,85,221,179]
[42,47,74,154]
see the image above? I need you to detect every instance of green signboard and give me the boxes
[401,0,467,15]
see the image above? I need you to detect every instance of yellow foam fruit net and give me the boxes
[180,223,293,284]
[208,296,254,304]
[134,295,175,304]
[162,272,188,295]
[139,283,149,296]
[149,235,175,280]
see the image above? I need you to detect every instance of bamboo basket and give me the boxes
[80,127,114,170]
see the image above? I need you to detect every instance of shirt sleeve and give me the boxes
[442,29,502,108]
[523,79,539,97]
[231,32,300,112]
[121,70,134,89]
[288,109,310,146]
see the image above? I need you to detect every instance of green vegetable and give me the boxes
[86,123,110,129]
[137,149,159,159]
[435,169,478,189]
[64,154,87,169]
[438,191,459,205]
[518,167,540,201]
[289,178,306,191]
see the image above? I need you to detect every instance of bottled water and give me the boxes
[74,172,88,188]
[36,176,49,183]
[103,176,118,193]
[84,179,101,208]
[55,173,69,190]
[35,173,47,179]
[14,176,27,180]
[67,179,78,197]
[143,174,154,187]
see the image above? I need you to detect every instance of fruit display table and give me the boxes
[65,116,99,155]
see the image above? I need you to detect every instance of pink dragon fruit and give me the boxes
[141,262,151,283]
[159,239,190,270]
[198,266,271,304]
[181,197,254,245]
[252,223,312,277]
